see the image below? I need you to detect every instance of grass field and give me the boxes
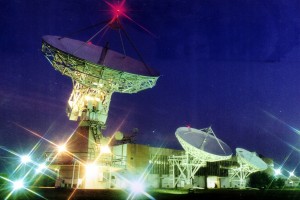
[1,188,300,200]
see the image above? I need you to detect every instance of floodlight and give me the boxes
[130,181,145,194]
[86,163,98,178]
[289,171,295,177]
[13,180,24,190]
[100,145,111,154]
[274,168,282,176]
[21,155,31,164]
[36,163,47,173]
[57,144,66,153]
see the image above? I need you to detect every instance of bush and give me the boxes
[249,171,287,189]
[248,171,272,189]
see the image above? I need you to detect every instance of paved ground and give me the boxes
[1,188,300,200]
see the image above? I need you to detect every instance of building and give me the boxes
[47,138,274,189]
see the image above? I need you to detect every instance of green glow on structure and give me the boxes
[42,41,159,141]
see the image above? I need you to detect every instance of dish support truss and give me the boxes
[42,42,159,142]
[168,153,206,188]
[229,156,262,189]
[170,128,232,188]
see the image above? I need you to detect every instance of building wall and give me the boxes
[126,144,150,174]
[111,144,185,189]
[50,138,276,189]
[147,174,160,188]
[67,123,89,161]
[193,176,205,188]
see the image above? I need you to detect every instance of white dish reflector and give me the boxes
[236,148,268,171]
[175,127,232,162]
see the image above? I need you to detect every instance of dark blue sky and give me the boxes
[1,0,300,175]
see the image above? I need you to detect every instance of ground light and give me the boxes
[100,145,111,154]
[130,181,145,194]
[13,179,24,190]
[35,163,47,174]
[274,168,282,176]
[85,163,98,178]
[289,171,295,177]
[4,178,47,200]
[21,155,31,164]
[127,180,155,200]
[57,144,66,153]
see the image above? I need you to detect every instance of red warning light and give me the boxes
[113,4,125,18]
[104,0,157,38]
[105,0,127,22]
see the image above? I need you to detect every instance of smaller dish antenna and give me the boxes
[236,148,268,171]
[229,147,268,188]
[114,131,124,140]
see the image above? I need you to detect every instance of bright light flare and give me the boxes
[85,163,98,178]
[112,3,126,18]
[104,0,157,38]
[36,163,47,174]
[100,145,111,154]
[274,168,282,176]
[263,110,300,136]
[13,179,24,190]
[289,171,295,177]
[57,144,66,153]
[13,123,85,167]
[1,176,47,200]
[105,0,127,20]
[130,181,145,194]
[21,155,31,164]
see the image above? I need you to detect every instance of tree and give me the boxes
[248,171,272,189]
[274,178,285,188]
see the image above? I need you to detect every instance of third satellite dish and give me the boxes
[236,148,268,171]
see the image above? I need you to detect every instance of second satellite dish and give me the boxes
[175,126,232,162]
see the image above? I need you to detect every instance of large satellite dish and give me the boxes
[42,35,159,79]
[175,127,232,162]
[236,148,268,171]
[42,35,159,132]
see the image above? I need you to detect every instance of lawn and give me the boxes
[1,187,300,200]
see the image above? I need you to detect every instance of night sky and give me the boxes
[1,0,300,176]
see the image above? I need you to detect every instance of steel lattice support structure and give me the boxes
[170,127,233,188]
[41,4,159,188]
[175,128,232,162]
[42,41,159,142]
[229,153,264,189]
[168,154,206,188]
